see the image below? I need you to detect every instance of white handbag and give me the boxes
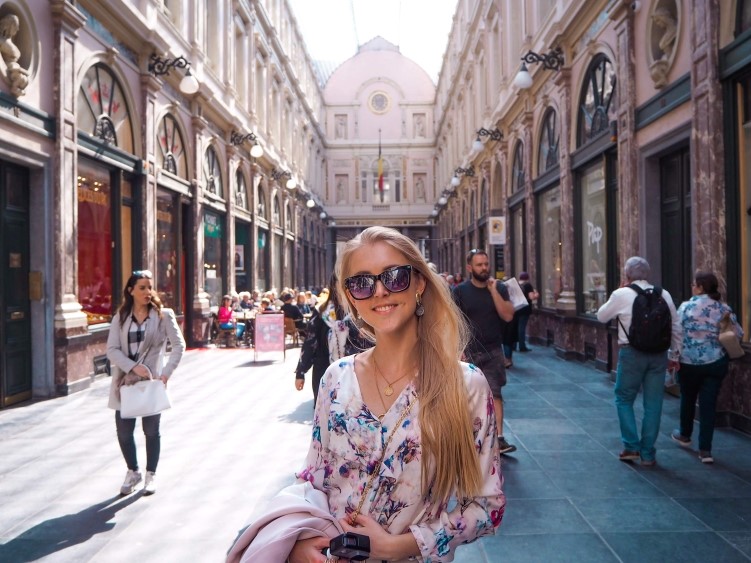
[119,379,171,418]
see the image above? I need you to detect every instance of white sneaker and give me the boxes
[120,469,142,495]
[143,471,156,495]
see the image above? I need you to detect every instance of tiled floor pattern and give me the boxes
[1,345,750,562]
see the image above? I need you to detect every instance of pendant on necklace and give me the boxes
[384,385,394,397]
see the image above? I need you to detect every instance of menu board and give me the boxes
[254,313,285,359]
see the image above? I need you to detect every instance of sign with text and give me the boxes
[254,313,285,360]
[494,245,505,279]
[489,216,506,245]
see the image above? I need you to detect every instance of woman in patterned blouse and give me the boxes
[290,226,504,563]
[672,271,744,464]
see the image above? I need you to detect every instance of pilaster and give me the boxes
[50,0,87,333]
[690,0,726,274]
[553,68,576,315]
[611,0,639,258]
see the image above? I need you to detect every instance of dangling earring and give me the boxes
[415,292,425,317]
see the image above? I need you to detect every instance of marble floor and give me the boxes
[0,344,750,562]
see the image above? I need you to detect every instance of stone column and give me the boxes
[226,145,238,292]
[191,113,210,345]
[50,1,87,392]
[522,109,535,275]
[690,0,725,275]
[141,72,161,272]
[554,68,576,315]
[610,0,639,258]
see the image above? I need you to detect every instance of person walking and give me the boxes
[453,249,517,454]
[517,271,539,352]
[294,274,369,406]
[107,270,185,495]
[671,271,744,463]
[597,256,681,466]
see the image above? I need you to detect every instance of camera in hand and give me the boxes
[330,532,370,561]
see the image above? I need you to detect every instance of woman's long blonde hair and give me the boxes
[335,226,482,502]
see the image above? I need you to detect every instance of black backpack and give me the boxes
[617,284,672,353]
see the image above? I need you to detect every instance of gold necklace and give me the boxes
[372,353,413,397]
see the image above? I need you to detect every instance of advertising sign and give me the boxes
[254,313,285,361]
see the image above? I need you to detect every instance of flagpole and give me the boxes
[377,129,384,203]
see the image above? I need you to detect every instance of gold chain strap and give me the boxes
[349,399,415,525]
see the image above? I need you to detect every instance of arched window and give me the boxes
[285,202,292,230]
[578,55,617,146]
[235,169,247,209]
[512,142,525,193]
[203,146,223,197]
[77,63,133,152]
[273,195,281,225]
[157,114,187,177]
[257,186,267,219]
[537,108,559,176]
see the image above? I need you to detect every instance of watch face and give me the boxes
[369,91,390,114]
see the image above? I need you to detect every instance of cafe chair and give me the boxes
[214,316,238,348]
[284,317,299,347]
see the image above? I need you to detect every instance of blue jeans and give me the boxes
[678,357,729,452]
[518,314,530,350]
[116,411,161,473]
[614,346,668,461]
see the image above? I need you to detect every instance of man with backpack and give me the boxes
[597,256,682,466]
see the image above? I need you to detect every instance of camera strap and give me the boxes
[349,399,415,525]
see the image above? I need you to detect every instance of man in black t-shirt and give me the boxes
[453,249,517,454]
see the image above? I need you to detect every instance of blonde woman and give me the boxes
[291,226,504,562]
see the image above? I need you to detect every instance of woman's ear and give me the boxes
[416,271,427,293]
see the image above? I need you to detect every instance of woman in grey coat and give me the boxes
[107,270,185,496]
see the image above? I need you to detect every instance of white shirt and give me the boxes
[596,280,682,351]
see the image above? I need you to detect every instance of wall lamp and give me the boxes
[437,188,453,206]
[451,165,475,187]
[472,127,504,152]
[306,198,316,208]
[148,54,199,95]
[230,130,264,157]
[272,168,296,189]
[513,47,565,90]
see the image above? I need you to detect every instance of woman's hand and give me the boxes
[295,378,304,391]
[287,536,331,563]
[160,375,169,388]
[339,514,395,560]
[131,364,151,379]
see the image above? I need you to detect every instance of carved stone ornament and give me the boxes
[0,14,29,97]
[647,0,680,89]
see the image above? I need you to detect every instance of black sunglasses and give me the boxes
[344,265,416,300]
[132,270,153,278]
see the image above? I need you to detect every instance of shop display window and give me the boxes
[77,163,112,324]
[204,211,224,306]
[538,187,562,308]
[579,162,607,315]
[157,189,180,312]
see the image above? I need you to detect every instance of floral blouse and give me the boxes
[677,294,744,365]
[296,356,504,562]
